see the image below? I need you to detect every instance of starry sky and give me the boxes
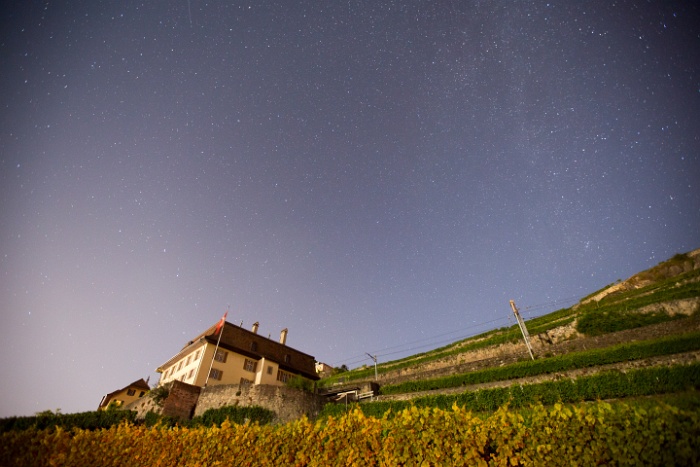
[1,1,699,417]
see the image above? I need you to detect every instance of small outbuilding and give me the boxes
[98,378,150,410]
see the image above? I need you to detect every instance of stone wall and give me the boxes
[124,382,326,423]
[194,383,326,423]
[581,281,627,305]
[124,392,161,419]
[162,380,201,420]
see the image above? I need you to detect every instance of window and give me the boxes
[214,349,228,363]
[194,350,201,361]
[209,368,223,381]
[139,391,145,397]
[277,369,292,383]
[243,358,257,372]
[250,341,258,351]
[284,354,291,364]
[177,361,183,371]
[127,389,136,396]
[188,369,194,379]
[240,377,253,387]
[186,355,191,366]
[267,366,273,375]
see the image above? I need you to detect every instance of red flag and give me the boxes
[214,311,228,335]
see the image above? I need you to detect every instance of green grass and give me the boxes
[576,273,700,336]
[591,268,700,309]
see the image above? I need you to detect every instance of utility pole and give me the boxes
[510,300,535,360]
[366,353,378,381]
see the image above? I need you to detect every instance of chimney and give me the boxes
[279,328,288,345]
[251,321,259,334]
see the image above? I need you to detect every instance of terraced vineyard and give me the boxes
[321,249,700,410]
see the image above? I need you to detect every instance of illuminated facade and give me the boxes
[156,321,319,388]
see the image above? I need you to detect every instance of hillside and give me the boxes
[3,249,698,467]
[321,248,700,403]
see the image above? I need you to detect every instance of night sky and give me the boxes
[1,1,699,417]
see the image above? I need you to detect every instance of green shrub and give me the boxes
[149,383,171,406]
[143,411,178,428]
[577,309,680,335]
[285,375,315,392]
[0,408,137,433]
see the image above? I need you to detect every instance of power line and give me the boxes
[519,296,581,321]
[375,316,507,354]
[332,315,510,366]
[329,294,585,369]
[375,316,511,358]
[330,315,511,367]
[522,296,581,312]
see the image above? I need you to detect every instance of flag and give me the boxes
[214,311,228,335]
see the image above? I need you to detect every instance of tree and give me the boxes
[149,383,171,406]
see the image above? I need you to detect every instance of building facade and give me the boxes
[156,321,319,389]
[315,362,334,378]
[98,378,150,410]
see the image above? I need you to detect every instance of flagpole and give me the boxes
[204,311,228,387]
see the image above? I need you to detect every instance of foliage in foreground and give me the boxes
[1,400,698,466]
[188,405,275,428]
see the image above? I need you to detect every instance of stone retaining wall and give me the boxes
[124,392,161,419]
[162,381,201,420]
[195,383,326,423]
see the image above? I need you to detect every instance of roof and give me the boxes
[98,378,150,409]
[158,321,320,381]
